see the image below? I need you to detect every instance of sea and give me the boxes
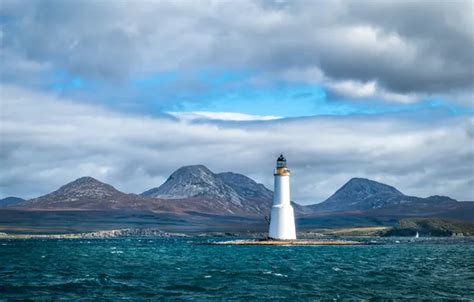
[1,237,473,300]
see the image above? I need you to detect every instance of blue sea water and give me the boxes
[1,237,473,300]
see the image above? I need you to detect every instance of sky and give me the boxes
[0,0,473,204]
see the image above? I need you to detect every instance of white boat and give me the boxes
[415,232,419,238]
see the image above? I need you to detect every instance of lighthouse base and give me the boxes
[268,205,296,240]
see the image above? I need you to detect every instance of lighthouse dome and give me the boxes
[276,154,287,168]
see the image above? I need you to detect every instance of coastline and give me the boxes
[0,228,188,239]
[1,224,471,240]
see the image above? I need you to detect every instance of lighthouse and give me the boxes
[268,154,296,240]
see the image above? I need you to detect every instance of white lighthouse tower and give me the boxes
[268,154,296,240]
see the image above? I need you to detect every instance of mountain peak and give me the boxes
[9,173,143,211]
[147,165,216,197]
[58,176,117,192]
[342,178,403,195]
[177,164,209,170]
[314,177,405,211]
[347,177,371,183]
[70,176,103,185]
[141,165,242,202]
[170,165,213,177]
[141,166,274,215]
[20,176,123,208]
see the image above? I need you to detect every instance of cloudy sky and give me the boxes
[1,0,473,203]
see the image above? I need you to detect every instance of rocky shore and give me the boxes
[0,228,188,239]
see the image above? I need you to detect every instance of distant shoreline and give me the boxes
[0,226,390,239]
[1,224,472,239]
[0,228,188,239]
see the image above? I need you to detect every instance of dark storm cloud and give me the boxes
[1,0,472,101]
[336,0,474,93]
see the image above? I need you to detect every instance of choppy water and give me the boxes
[1,237,473,300]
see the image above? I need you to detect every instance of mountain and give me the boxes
[141,165,274,215]
[14,177,153,211]
[142,165,243,203]
[312,178,406,211]
[310,177,460,213]
[0,196,25,207]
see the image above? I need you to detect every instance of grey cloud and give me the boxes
[346,1,473,65]
[1,0,472,102]
[1,85,473,203]
[337,0,473,93]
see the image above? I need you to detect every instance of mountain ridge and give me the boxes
[141,165,273,215]
[310,177,458,212]
[9,167,470,223]
[141,165,244,204]
[14,176,154,211]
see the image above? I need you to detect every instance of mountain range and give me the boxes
[0,196,25,207]
[2,165,473,232]
[10,166,277,216]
